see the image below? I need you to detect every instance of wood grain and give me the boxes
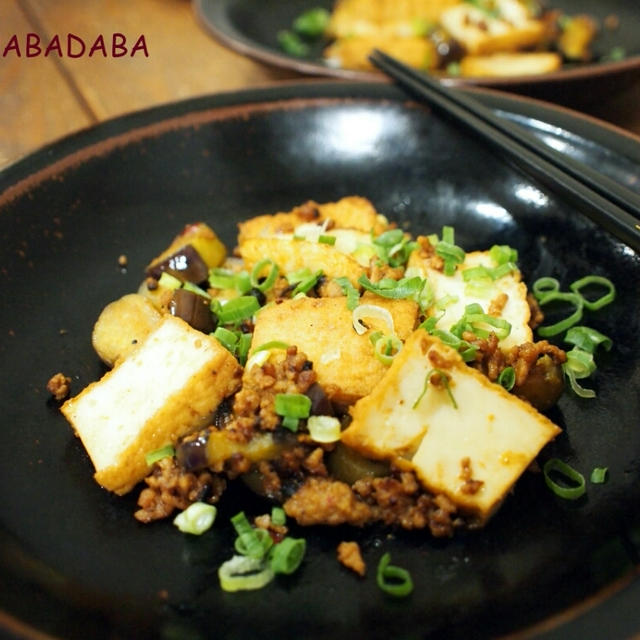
[22,0,298,121]
[0,0,94,167]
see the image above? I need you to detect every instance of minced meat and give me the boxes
[135,457,226,523]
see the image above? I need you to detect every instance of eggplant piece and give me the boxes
[327,443,390,485]
[145,222,227,284]
[146,244,209,284]
[513,354,565,412]
[306,382,334,417]
[169,288,217,334]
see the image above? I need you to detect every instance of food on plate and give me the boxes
[279,0,607,78]
[61,195,584,531]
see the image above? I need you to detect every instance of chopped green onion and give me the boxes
[543,458,586,500]
[145,444,175,466]
[429,329,477,362]
[250,258,279,293]
[307,415,342,443]
[489,244,518,266]
[236,332,252,366]
[277,29,310,57]
[563,364,596,398]
[275,394,312,423]
[157,272,182,290]
[435,226,465,276]
[569,275,616,311]
[376,553,413,598]
[590,467,608,484]
[173,502,217,535]
[182,281,211,298]
[269,537,306,575]
[231,512,269,560]
[372,333,402,366]
[253,340,289,353]
[450,303,511,341]
[565,348,596,379]
[292,7,330,38]
[498,366,516,391]
[352,304,394,336]
[564,326,612,354]
[208,268,236,289]
[218,555,275,592]
[208,268,251,293]
[335,276,360,310]
[217,296,261,324]
[358,274,425,303]
[213,326,239,353]
[318,234,336,245]
[532,276,560,297]
[235,527,274,559]
[281,415,299,431]
[413,368,457,409]
[534,291,583,337]
[293,269,322,295]
[271,507,286,526]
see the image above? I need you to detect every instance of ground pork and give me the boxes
[337,541,366,577]
[135,457,226,523]
[46,372,71,401]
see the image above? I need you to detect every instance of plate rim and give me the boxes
[0,79,639,640]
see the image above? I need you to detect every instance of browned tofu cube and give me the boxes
[250,295,418,404]
[62,316,242,494]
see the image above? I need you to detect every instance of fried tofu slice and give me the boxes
[239,237,366,288]
[237,196,387,245]
[407,249,532,350]
[250,295,418,405]
[440,0,547,56]
[62,316,242,494]
[324,34,438,71]
[92,293,162,367]
[326,0,461,38]
[459,51,562,77]
[341,330,561,523]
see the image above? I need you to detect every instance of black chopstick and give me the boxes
[369,49,640,253]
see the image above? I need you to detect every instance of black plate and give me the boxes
[0,82,639,640]
[194,0,640,91]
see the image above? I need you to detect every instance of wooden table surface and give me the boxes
[2,0,640,170]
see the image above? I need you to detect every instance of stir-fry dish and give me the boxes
[278,0,621,78]
[58,196,615,592]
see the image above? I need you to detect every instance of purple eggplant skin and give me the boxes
[146,244,209,284]
[169,288,217,333]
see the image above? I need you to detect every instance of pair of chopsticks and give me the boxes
[369,49,640,253]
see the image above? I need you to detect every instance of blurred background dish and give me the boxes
[0,81,639,640]
[194,0,640,106]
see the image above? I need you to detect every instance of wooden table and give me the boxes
[2,0,640,170]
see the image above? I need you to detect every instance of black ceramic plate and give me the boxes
[1,82,639,640]
[194,0,640,89]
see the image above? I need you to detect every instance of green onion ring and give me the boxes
[218,555,274,592]
[532,276,560,299]
[372,333,403,366]
[270,537,306,575]
[250,258,279,293]
[543,458,586,500]
[498,366,516,391]
[376,553,413,598]
[173,502,217,535]
[563,364,596,398]
[535,291,584,337]
[235,527,274,559]
[569,275,616,311]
